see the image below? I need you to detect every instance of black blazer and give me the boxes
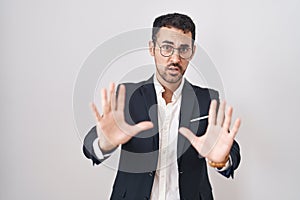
[83,76,241,200]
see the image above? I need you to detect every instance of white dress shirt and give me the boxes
[150,74,184,200]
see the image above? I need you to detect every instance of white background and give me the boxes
[1,0,300,199]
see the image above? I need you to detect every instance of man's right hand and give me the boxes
[91,83,154,152]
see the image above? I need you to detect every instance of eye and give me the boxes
[179,47,189,53]
[161,45,173,52]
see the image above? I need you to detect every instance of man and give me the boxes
[83,13,241,200]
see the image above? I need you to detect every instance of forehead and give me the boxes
[156,27,193,46]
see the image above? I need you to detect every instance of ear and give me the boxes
[149,41,155,56]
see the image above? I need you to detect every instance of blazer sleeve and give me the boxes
[218,140,241,178]
[82,126,112,166]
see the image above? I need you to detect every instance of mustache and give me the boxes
[167,63,182,70]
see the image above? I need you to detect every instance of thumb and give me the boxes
[134,121,154,133]
[179,127,197,145]
[179,127,208,157]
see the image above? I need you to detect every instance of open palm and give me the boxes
[179,100,241,163]
[91,83,153,151]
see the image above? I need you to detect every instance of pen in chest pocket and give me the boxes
[190,115,209,122]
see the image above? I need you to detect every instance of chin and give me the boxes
[164,75,182,83]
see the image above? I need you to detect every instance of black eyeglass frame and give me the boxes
[155,42,194,60]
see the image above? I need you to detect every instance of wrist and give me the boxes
[98,138,117,152]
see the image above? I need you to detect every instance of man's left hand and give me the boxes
[179,100,241,163]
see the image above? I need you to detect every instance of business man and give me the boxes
[83,13,241,200]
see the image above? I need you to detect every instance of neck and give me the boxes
[155,74,183,104]
[162,87,173,104]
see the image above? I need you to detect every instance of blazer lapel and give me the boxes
[140,76,159,152]
[139,77,198,160]
[177,80,198,160]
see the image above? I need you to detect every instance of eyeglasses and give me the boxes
[155,42,193,59]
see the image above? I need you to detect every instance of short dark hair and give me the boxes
[152,13,196,45]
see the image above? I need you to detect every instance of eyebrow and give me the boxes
[161,40,190,48]
[161,40,174,45]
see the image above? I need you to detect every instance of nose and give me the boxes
[170,49,181,63]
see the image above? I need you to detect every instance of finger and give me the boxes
[109,82,116,110]
[117,85,126,111]
[179,127,198,146]
[223,106,233,132]
[101,88,109,114]
[90,102,102,122]
[229,118,241,138]
[216,100,226,126]
[208,100,217,125]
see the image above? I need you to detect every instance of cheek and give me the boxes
[181,61,189,70]
[154,54,169,65]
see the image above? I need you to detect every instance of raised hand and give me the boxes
[91,83,154,151]
[179,100,241,163]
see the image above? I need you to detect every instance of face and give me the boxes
[149,27,195,84]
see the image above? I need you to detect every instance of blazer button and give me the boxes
[179,171,184,174]
[149,172,153,176]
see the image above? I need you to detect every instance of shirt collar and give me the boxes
[153,73,185,102]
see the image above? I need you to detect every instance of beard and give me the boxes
[156,63,185,83]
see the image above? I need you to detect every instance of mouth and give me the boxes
[168,66,181,72]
